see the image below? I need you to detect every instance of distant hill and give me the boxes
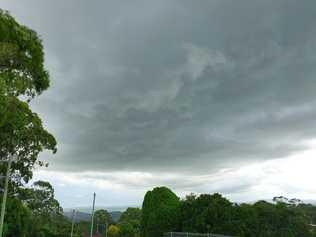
[110,211,122,222]
[63,205,141,223]
[64,206,135,213]
[64,211,91,222]
[304,200,316,205]
[64,210,123,223]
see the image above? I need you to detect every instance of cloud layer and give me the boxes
[2,1,316,204]
[34,145,316,207]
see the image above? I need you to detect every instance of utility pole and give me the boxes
[105,222,108,237]
[90,192,96,237]
[70,209,77,237]
[0,156,13,237]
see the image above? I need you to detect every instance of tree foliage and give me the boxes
[21,180,68,237]
[179,194,315,237]
[93,209,114,235]
[119,222,135,237]
[0,9,49,98]
[1,197,31,237]
[0,96,57,184]
[0,9,67,237]
[0,9,56,184]
[0,180,70,237]
[20,180,62,216]
[180,193,234,235]
[141,187,316,237]
[108,224,120,237]
[119,207,142,230]
[94,209,114,225]
[141,187,180,237]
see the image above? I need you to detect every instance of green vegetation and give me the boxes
[0,8,69,237]
[119,207,142,236]
[141,187,181,237]
[108,224,120,237]
[0,8,56,186]
[0,182,70,237]
[94,209,114,225]
[140,187,316,237]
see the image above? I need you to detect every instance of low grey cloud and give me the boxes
[3,0,316,175]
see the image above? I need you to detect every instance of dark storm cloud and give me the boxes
[3,0,316,173]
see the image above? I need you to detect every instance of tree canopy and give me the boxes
[94,209,114,225]
[118,207,142,237]
[0,9,66,237]
[0,9,50,98]
[141,187,316,237]
[119,207,141,229]
[119,222,135,237]
[108,225,120,237]
[141,187,180,237]
[0,9,56,183]
[20,180,62,216]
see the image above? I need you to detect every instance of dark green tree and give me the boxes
[107,225,120,237]
[232,203,259,237]
[74,221,90,237]
[180,193,234,235]
[1,197,31,237]
[177,190,315,237]
[119,207,142,234]
[94,209,114,224]
[20,180,68,237]
[119,222,135,237]
[0,9,50,98]
[20,180,62,216]
[0,9,69,237]
[141,187,180,237]
[0,9,56,185]
[94,209,114,234]
[250,200,311,237]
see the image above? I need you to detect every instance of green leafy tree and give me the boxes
[94,209,114,224]
[251,200,311,237]
[0,96,56,186]
[119,207,142,235]
[119,222,135,237]
[108,225,120,237]
[0,9,56,185]
[179,193,314,237]
[180,193,234,235]
[47,214,72,237]
[297,203,316,225]
[94,209,114,234]
[141,187,180,237]
[0,8,66,237]
[20,180,67,237]
[1,197,31,237]
[232,203,259,237]
[0,9,49,98]
[20,180,62,216]
[74,221,90,237]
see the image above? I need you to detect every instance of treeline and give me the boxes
[0,182,71,236]
[2,186,316,237]
[141,187,316,237]
[71,207,142,237]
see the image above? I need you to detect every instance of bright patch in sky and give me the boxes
[34,140,316,208]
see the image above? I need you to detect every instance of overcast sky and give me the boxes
[2,0,316,208]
